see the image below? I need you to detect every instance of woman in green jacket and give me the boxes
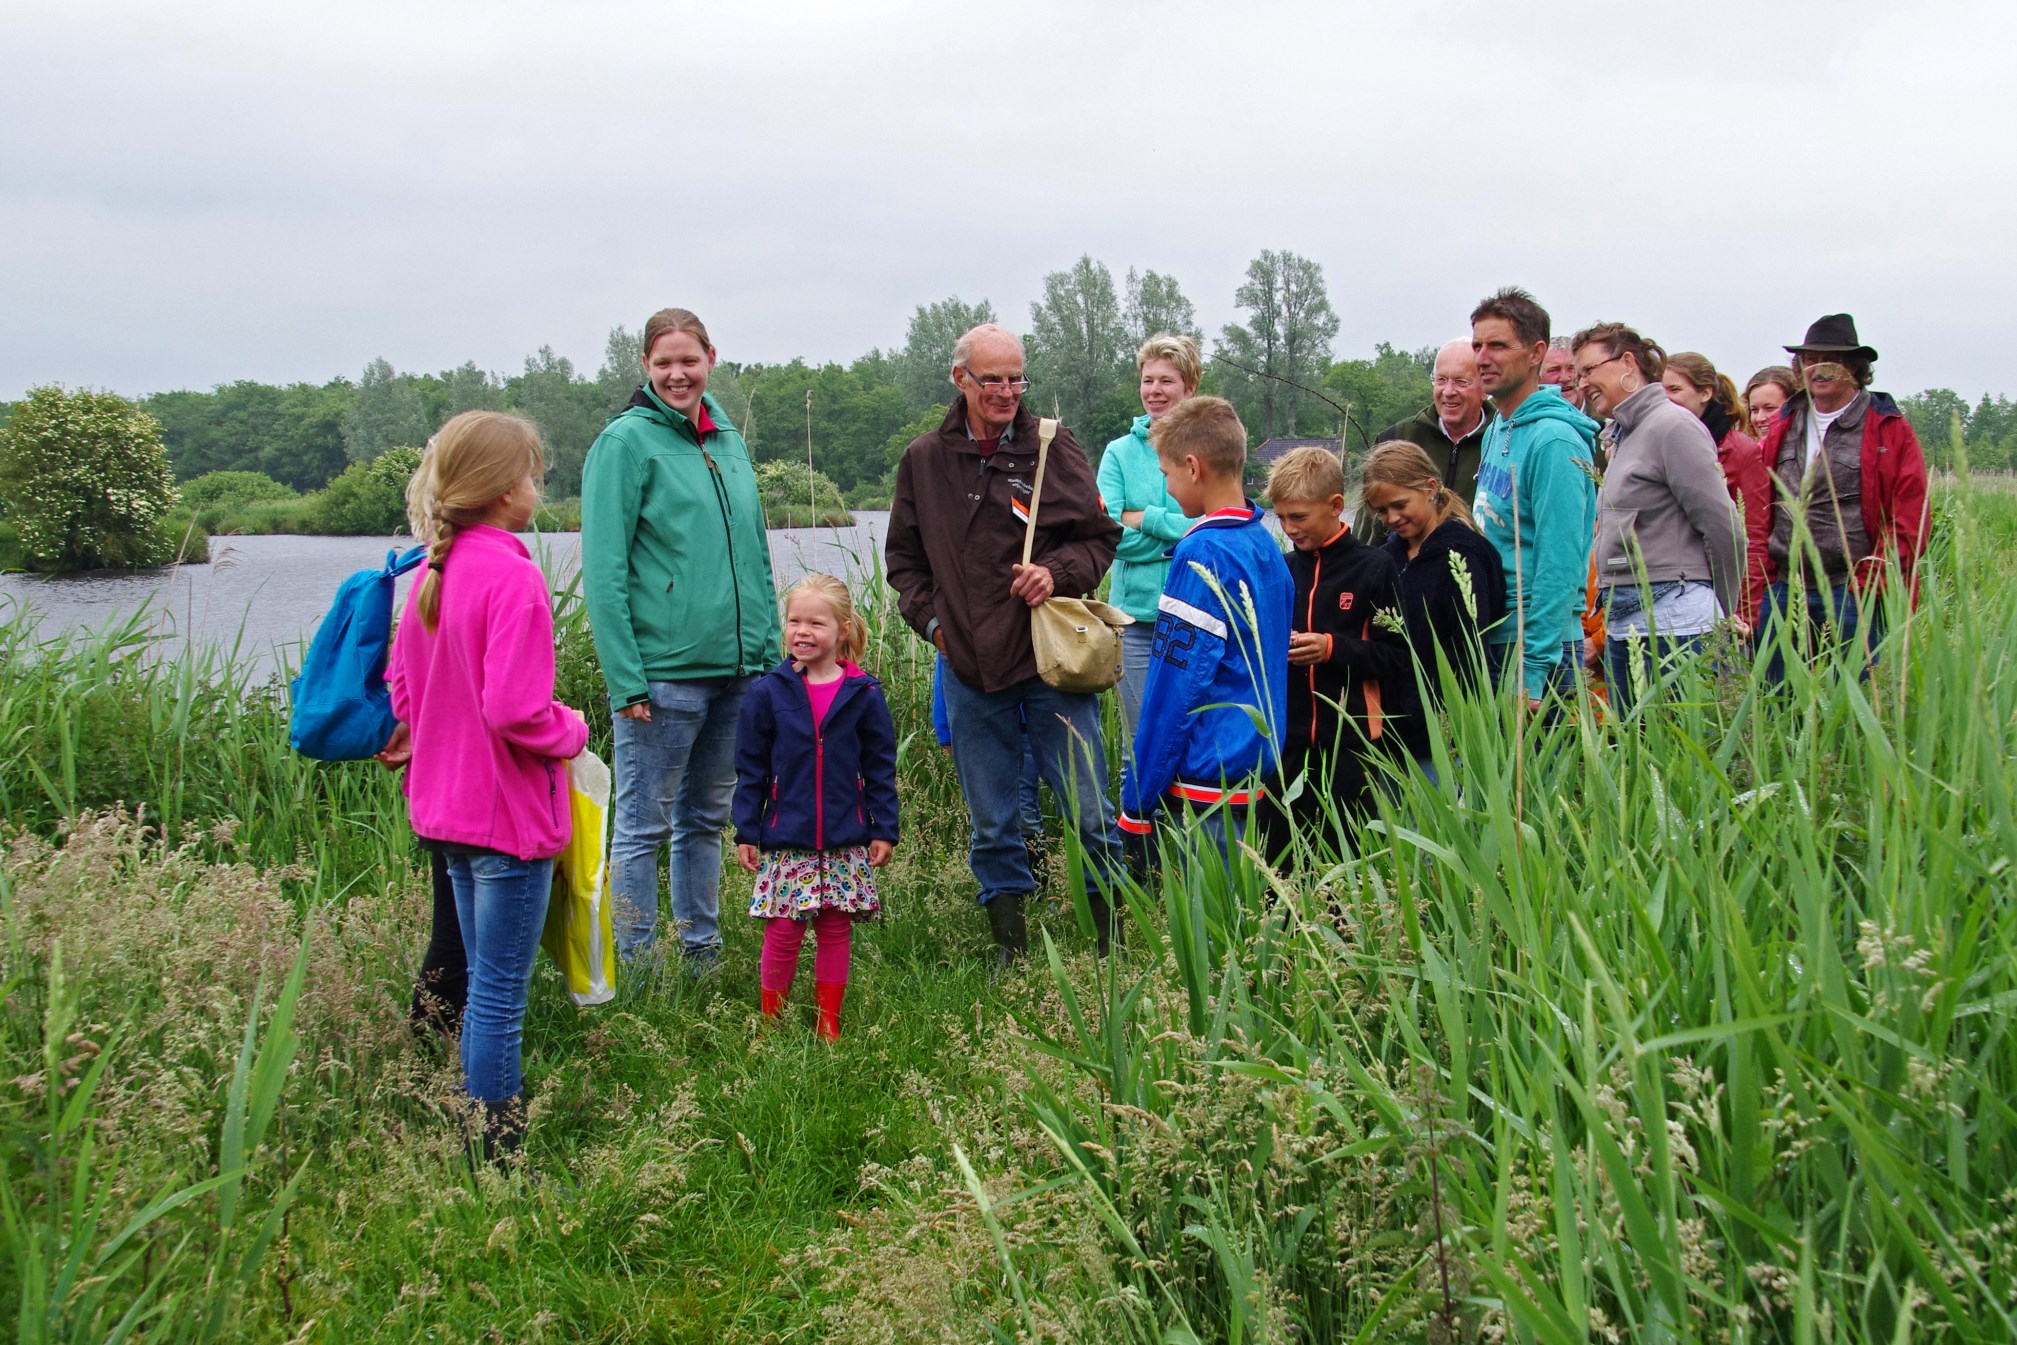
[580,307,781,968]
[1096,333,1201,741]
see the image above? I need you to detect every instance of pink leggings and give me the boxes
[759,910,852,992]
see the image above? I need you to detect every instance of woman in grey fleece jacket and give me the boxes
[1572,323,1745,714]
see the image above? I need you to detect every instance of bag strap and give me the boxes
[1021,418,1058,568]
[388,544,429,577]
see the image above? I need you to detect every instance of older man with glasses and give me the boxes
[1755,314,1930,682]
[885,323,1125,968]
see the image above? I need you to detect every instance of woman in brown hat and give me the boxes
[1753,314,1931,682]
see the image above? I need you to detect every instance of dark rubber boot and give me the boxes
[1087,888,1117,958]
[987,893,1028,974]
[470,1095,528,1169]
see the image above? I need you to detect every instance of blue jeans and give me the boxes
[448,851,554,1103]
[940,671,1123,905]
[1484,638,1581,701]
[1759,581,1885,684]
[1115,621,1157,759]
[610,676,750,961]
[1606,632,1708,718]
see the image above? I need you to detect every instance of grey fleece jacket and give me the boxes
[1594,384,1745,616]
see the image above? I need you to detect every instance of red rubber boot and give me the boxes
[760,987,786,1019]
[814,981,845,1042]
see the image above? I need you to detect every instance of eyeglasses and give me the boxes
[1574,353,1624,386]
[1431,375,1476,389]
[962,369,1030,394]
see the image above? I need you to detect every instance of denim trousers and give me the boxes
[1483,638,1582,700]
[447,851,554,1103]
[1115,621,1158,759]
[940,671,1123,905]
[610,675,750,961]
[1759,581,1885,685]
[1605,631,1708,718]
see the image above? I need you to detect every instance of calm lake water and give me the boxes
[0,513,892,680]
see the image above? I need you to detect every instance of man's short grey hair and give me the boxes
[1548,336,1574,351]
[951,323,1018,372]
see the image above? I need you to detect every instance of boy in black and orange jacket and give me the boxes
[1257,447,1414,860]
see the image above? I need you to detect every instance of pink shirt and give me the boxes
[387,525,589,859]
[805,674,842,724]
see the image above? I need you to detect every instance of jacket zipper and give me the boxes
[1306,551,1323,748]
[699,441,748,676]
[810,684,826,851]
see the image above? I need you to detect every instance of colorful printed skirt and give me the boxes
[749,846,882,920]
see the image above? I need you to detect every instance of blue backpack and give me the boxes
[290,545,428,761]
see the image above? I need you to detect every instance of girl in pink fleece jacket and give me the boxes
[387,411,588,1165]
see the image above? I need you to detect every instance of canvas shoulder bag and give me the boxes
[1022,418,1133,694]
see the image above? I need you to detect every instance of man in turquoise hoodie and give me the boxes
[1467,287,1598,709]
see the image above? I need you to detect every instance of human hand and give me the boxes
[736,843,761,872]
[1287,631,1329,666]
[1120,509,1145,529]
[373,723,412,770]
[618,702,652,723]
[932,628,947,655]
[1527,697,1545,714]
[867,839,894,867]
[940,742,953,756]
[1730,614,1753,640]
[1009,562,1054,606]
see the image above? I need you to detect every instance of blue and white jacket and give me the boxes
[1120,505,1294,832]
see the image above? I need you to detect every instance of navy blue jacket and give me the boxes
[732,661,900,852]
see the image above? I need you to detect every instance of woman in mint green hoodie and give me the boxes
[580,307,780,969]
[1097,333,1202,740]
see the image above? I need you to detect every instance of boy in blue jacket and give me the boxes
[1119,397,1294,849]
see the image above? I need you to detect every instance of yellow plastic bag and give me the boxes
[543,749,616,1006]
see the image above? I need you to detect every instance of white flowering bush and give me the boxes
[0,385,181,570]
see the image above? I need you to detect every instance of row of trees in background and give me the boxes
[9,248,2015,535]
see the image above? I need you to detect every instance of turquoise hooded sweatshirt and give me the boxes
[1471,385,1599,700]
[1096,414,1192,623]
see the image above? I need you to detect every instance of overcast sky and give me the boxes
[5,1,2012,403]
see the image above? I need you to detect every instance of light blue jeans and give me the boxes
[610,676,750,962]
[447,851,554,1103]
[1115,621,1158,759]
[939,671,1123,906]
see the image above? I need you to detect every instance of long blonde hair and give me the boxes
[1360,440,1478,532]
[405,410,545,631]
[784,573,868,667]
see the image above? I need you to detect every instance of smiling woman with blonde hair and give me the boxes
[1097,331,1202,741]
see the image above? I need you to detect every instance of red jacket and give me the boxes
[1758,392,1930,601]
[1714,428,1773,627]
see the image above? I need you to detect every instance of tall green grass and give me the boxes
[998,482,2017,1341]
[0,485,2008,1340]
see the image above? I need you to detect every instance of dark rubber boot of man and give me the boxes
[987,893,1028,974]
[1087,888,1118,958]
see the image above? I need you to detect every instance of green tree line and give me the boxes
[8,249,2011,516]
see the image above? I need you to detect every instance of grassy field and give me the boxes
[1,483,2013,1342]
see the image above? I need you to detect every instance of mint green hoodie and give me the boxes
[579,386,781,709]
[1471,385,1599,700]
[1097,414,1192,622]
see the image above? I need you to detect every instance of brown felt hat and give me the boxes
[1784,313,1878,362]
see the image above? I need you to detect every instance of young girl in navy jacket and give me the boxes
[733,574,899,1040]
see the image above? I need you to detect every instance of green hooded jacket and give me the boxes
[579,385,781,709]
[1097,414,1192,622]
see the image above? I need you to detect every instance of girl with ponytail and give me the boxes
[1360,440,1506,777]
[388,410,588,1164]
[731,574,899,1042]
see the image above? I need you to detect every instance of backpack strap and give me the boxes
[1021,418,1058,568]
[388,545,428,577]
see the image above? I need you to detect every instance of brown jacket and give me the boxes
[886,401,1121,693]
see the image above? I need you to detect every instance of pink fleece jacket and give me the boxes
[387,524,589,860]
